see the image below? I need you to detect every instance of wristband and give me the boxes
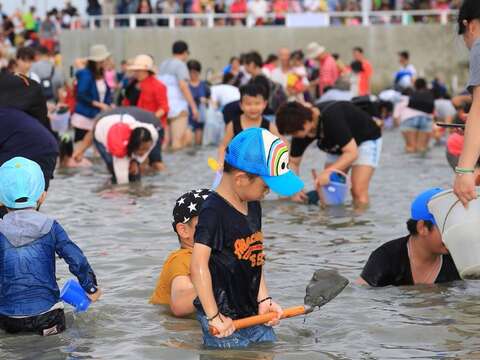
[257,296,272,305]
[206,310,220,322]
[455,167,475,174]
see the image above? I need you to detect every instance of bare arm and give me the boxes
[454,86,480,206]
[325,139,358,172]
[179,79,199,119]
[169,275,196,317]
[190,243,234,337]
[354,277,369,286]
[217,122,234,166]
[256,270,282,326]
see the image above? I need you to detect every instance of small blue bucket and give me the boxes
[320,172,348,205]
[60,279,91,313]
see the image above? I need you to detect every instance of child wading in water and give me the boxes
[0,157,101,336]
[191,128,303,348]
[217,83,282,166]
[150,189,211,317]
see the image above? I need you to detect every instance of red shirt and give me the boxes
[230,0,247,13]
[273,0,289,19]
[137,75,169,128]
[358,59,373,96]
[319,54,339,95]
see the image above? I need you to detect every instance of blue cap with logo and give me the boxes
[224,127,304,196]
[410,187,443,224]
[0,157,45,209]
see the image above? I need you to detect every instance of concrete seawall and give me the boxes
[60,24,469,91]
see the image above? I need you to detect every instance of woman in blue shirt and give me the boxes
[71,44,112,144]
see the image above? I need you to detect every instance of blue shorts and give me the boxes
[326,137,383,168]
[197,311,277,349]
[400,116,433,132]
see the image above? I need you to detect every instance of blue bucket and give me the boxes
[320,172,348,205]
[60,279,91,313]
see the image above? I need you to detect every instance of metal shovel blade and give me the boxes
[304,269,349,312]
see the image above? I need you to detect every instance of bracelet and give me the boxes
[455,167,475,174]
[206,310,220,322]
[257,296,272,305]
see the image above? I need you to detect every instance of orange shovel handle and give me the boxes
[208,305,307,336]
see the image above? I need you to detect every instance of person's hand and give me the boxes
[191,107,200,122]
[129,160,140,175]
[291,190,308,203]
[313,169,333,190]
[209,313,235,338]
[88,288,102,302]
[72,149,85,163]
[454,173,477,207]
[258,299,283,326]
[98,103,110,111]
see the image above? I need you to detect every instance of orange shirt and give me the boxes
[358,60,373,96]
[149,248,191,305]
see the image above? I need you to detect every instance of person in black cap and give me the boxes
[150,189,211,317]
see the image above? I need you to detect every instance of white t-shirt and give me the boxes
[158,58,190,118]
[248,0,268,18]
[270,67,289,90]
[94,114,158,184]
[96,79,107,103]
[210,84,240,108]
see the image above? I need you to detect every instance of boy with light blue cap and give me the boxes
[0,157,101,336]
[356,188,461,287]
[191,128,303,349]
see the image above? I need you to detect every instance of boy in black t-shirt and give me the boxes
[276,101,382,206]
[356,188,461,287]
[191,128,303,348]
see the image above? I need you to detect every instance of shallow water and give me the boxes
[2,130,480,360]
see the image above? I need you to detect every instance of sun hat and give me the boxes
[305,42,325,60]
[411,188,444,225]
[0,157,45,209]
[224,128,304,197]
[107,123,132,158]
[172,189,211,231]
[87,44,110,62]
[128,54,156,73]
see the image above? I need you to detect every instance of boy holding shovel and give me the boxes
[191,128,304,348]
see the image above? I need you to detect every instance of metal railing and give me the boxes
[80,9,458,30]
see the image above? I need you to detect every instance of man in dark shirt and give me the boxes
[356,188,461,287]
[0,72,50,131]
[276,101,382,206]
[0,108,58,190]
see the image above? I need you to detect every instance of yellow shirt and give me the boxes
[149,248,192,305]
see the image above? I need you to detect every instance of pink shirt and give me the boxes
[319,55,339,95]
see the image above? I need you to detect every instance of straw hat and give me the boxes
[305,42,325,60]
[87,44,110,62]
[128,54,156,73]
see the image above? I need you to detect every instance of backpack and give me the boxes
[40,65,55,101]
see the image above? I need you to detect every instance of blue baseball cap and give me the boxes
[225,128,304,196]
[411,188,444,224]
[0,157,45,209]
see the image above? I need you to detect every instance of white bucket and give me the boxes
[428,188,480,279]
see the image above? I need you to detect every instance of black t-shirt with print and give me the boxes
[290,101,381,157]
[360,236,461,287]
[194,192,264,320]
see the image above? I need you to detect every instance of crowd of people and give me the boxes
[0,0,478,352]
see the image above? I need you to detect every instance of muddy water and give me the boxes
[2,130,480,360]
